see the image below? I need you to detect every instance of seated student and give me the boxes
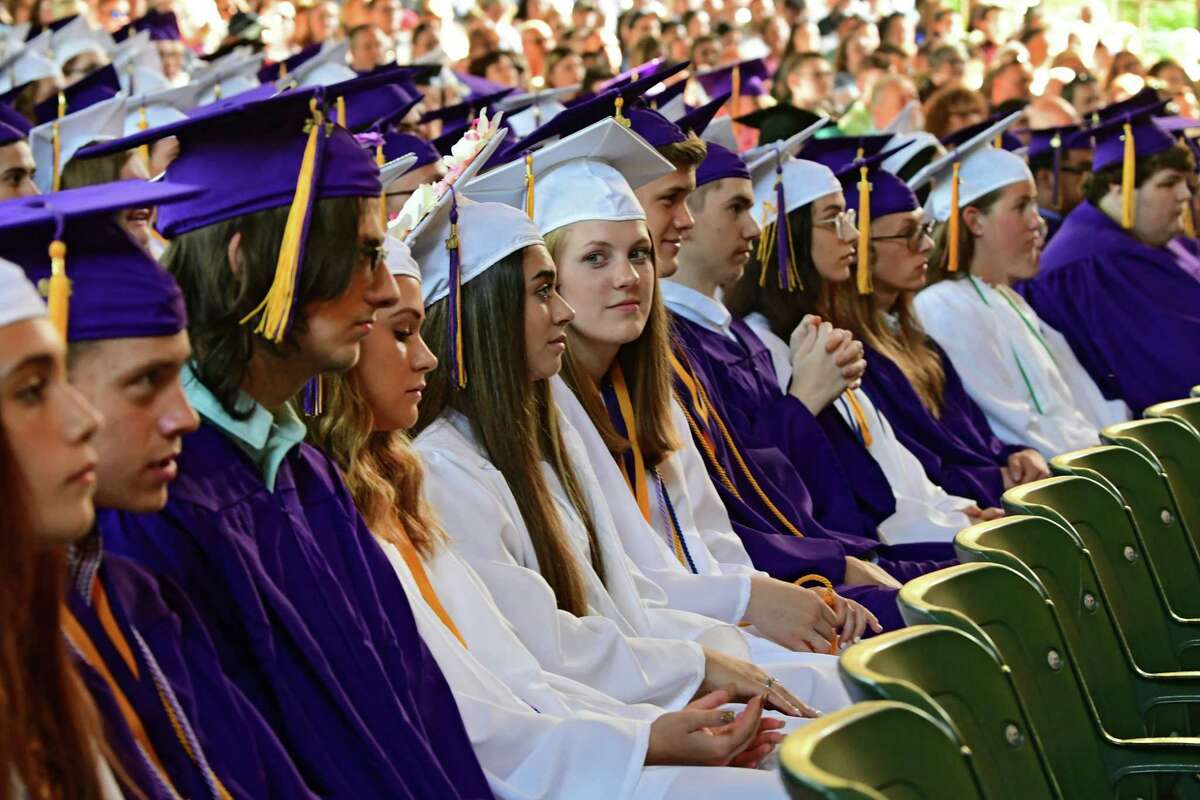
[673,141,992,546]
[470,118,879,644]
[0,258,121,800]
[0,117,38,200]
[0,182,319,799]
[1025,124,1092,244]
[915,124,1129,457]
[1021,106,1200,413]
[810,139,1050,509]
[82,90,495,798]
[406,173,846,712]
[306,229,796,799]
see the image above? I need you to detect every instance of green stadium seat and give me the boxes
[1146,398,1200,436]
[1103,419,1200,542]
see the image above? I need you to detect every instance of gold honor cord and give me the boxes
[840,390,873,447]
[391,521,468,648]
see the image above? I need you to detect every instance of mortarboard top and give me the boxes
[597,58,667,92]
[0,119,24,144]
[114,9,182,43]
[677,91,728,138]
[907,111,1022,194]
[466,116,672,234]
[383,131,440,167]
[379,152,419,194]
[323,66,423,132]
[695,140,750,187]
[694,58,771,101]
[111,31,165,90]
[644,79,686,116]
[837,147,921,293]
[192,51,264,105]
[495,84,580,113]
[30,90,127,193]
[941,113,1024,151]
[0,31,60,93]
[284,40,355,89]
[33,63,120,123]
[49,15,114,70]
[799,133,893,171]
[420,86,514,129]
[1093,86,1162,126]
[257,41,323,83]
[0,256,45,329]
[0,101,31,135]
[453,70,509,100]
[735,103,825,148]
[123,81,201,134]
[0,180,201,340]
[880,131,941,177]
[78,88,382,342]
[700,115,737,152]
[1090,106,1178,172]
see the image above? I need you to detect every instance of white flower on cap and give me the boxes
[465,116,673,235]
[30,91,128,194]
[746,118,837,228]
[0,256,46,329]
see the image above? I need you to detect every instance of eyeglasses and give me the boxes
[812,209,858,240]
[871,220,936,251]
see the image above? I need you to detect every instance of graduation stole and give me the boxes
[839,390,874,448]
[966,275,1056,415]
[600,365,699,573]
[61,579,232,800]
[668,345,805,540]
[387,520,468,648]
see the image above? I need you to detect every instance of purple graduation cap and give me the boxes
[0,180,201,341]
[694,58,771,101]
[382,131,440,166]
[694,140,750,187]
[677,91,729,137]
[800,134,894,169]
[452,70,510,99]
[1026,123,1091,211]
[0,120,24,145]
[833,147,920,294]
[596,57,667,92]
[1090,106,1183,230]
[1093,86,1163,126]
[941,113,1023,151]
[114,9,182,42]
[257,41,323,84]
[325,67,423,132]
[76,87,381,344]
[32,64,121,124]
[420,85,513,139]
[645,78,687,115]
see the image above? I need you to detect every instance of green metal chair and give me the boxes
[954,515,1200,740]
[1003,475,1200,673]
[1193,387,1200,399]
[1103,419,1200,544]
[779,700,986,799]
[1050,445,1200,619]
[898,562,1200,799]
[1146,398,1200,436]
[838,624,1061,798]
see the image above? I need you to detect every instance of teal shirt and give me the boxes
[182,364,307,492]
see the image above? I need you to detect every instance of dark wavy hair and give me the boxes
[162,196,367,418]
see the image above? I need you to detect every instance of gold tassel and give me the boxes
[57,91,66,119]
[376,141,387,229]
[279,61,288,80]
[614,95,630,127]
[239,98,324,341]
[994,134,1002,149]
[51,121,61,192]
[523,152,535,219]
[730,64,740,126]
[1121,122,1136,230]
[856,165,872,294]
[947,161,961,272]
[336,96,346,128]
[46,240,70,338]
[137,105,152,172]
[1183,199,1196,238]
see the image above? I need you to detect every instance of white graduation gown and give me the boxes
[550,378,852,712]
[914,277,1127,458]
[376,539,791,799]
[743,314,975,542]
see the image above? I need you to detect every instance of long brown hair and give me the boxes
[413,247,605,617]
[304,370,443,560]
[0,426,108,800]
[544,225,679,467]
[926,185,1004,284]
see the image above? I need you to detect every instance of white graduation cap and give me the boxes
[286,40,354,89]
[129,65,171,94]
[745,118,835,227]
[123,81,201,134]
[466,116,673,235]
[880,131,942,176]
[700,115,737,152]
[881,99,921,135]
[111,31,164,90]
[379,152,419,194]
[30,90,128,194]
[505,99,565,137]
[191,50,262,104]
[385,231,421,281]
[50,15,114,69]
[0,31,61,92]
[413,46,451,66]
[657,93,687,122]
[0,256,46,329]
[494,85,579,113]
[920,112,1030,223]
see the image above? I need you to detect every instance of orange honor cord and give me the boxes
[794,575,839,653]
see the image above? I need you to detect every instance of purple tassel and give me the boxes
[1051,133,1062,210]
[302,375,323,416]
[774,161,791,291]
[446,189,466,388]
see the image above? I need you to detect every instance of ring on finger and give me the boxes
[719,710,737,725]
[763,675,776,691]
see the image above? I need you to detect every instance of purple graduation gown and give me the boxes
[67,547,315,799]
[101,423,494,799]
[860,342,1022,508]
[1020,201,1200,412]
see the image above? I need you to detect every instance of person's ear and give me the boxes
[227,231,243,279]
[961,205,985,237]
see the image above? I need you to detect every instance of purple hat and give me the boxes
[326,68,422,132]
[695,141,749,187]
[115,9,183,42]
[836,153,919,220]
[33,64,121,124]
[1091,107,1178,172]
[0,102,33,137]
[453,71,510,99]
[644,79,686,112]
[694,58,770,100]
[597,57,667,92]
[800,134,893,169]
[420,86,513,137]
[941,114,1023,151]
[75,88,381,342]
[382,131,440,167]
[677,91,728,137]
[0,180,201,341]
[1025,124,1090,159]
[0,121,24,145]
[258,42,323,83]
[1093,87,1162,126]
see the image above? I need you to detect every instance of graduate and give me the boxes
[0,113,37,199]
[1021,106,1200,413]
[79,89,494,798]
[0,257,121,800]
[811,138,1051,509]
[1025,124,1092,243]
[0,182,317,799]
[915,119,1130,457]
[469,117,881,648]
[406,123,847,715]
[306,226,797,800]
